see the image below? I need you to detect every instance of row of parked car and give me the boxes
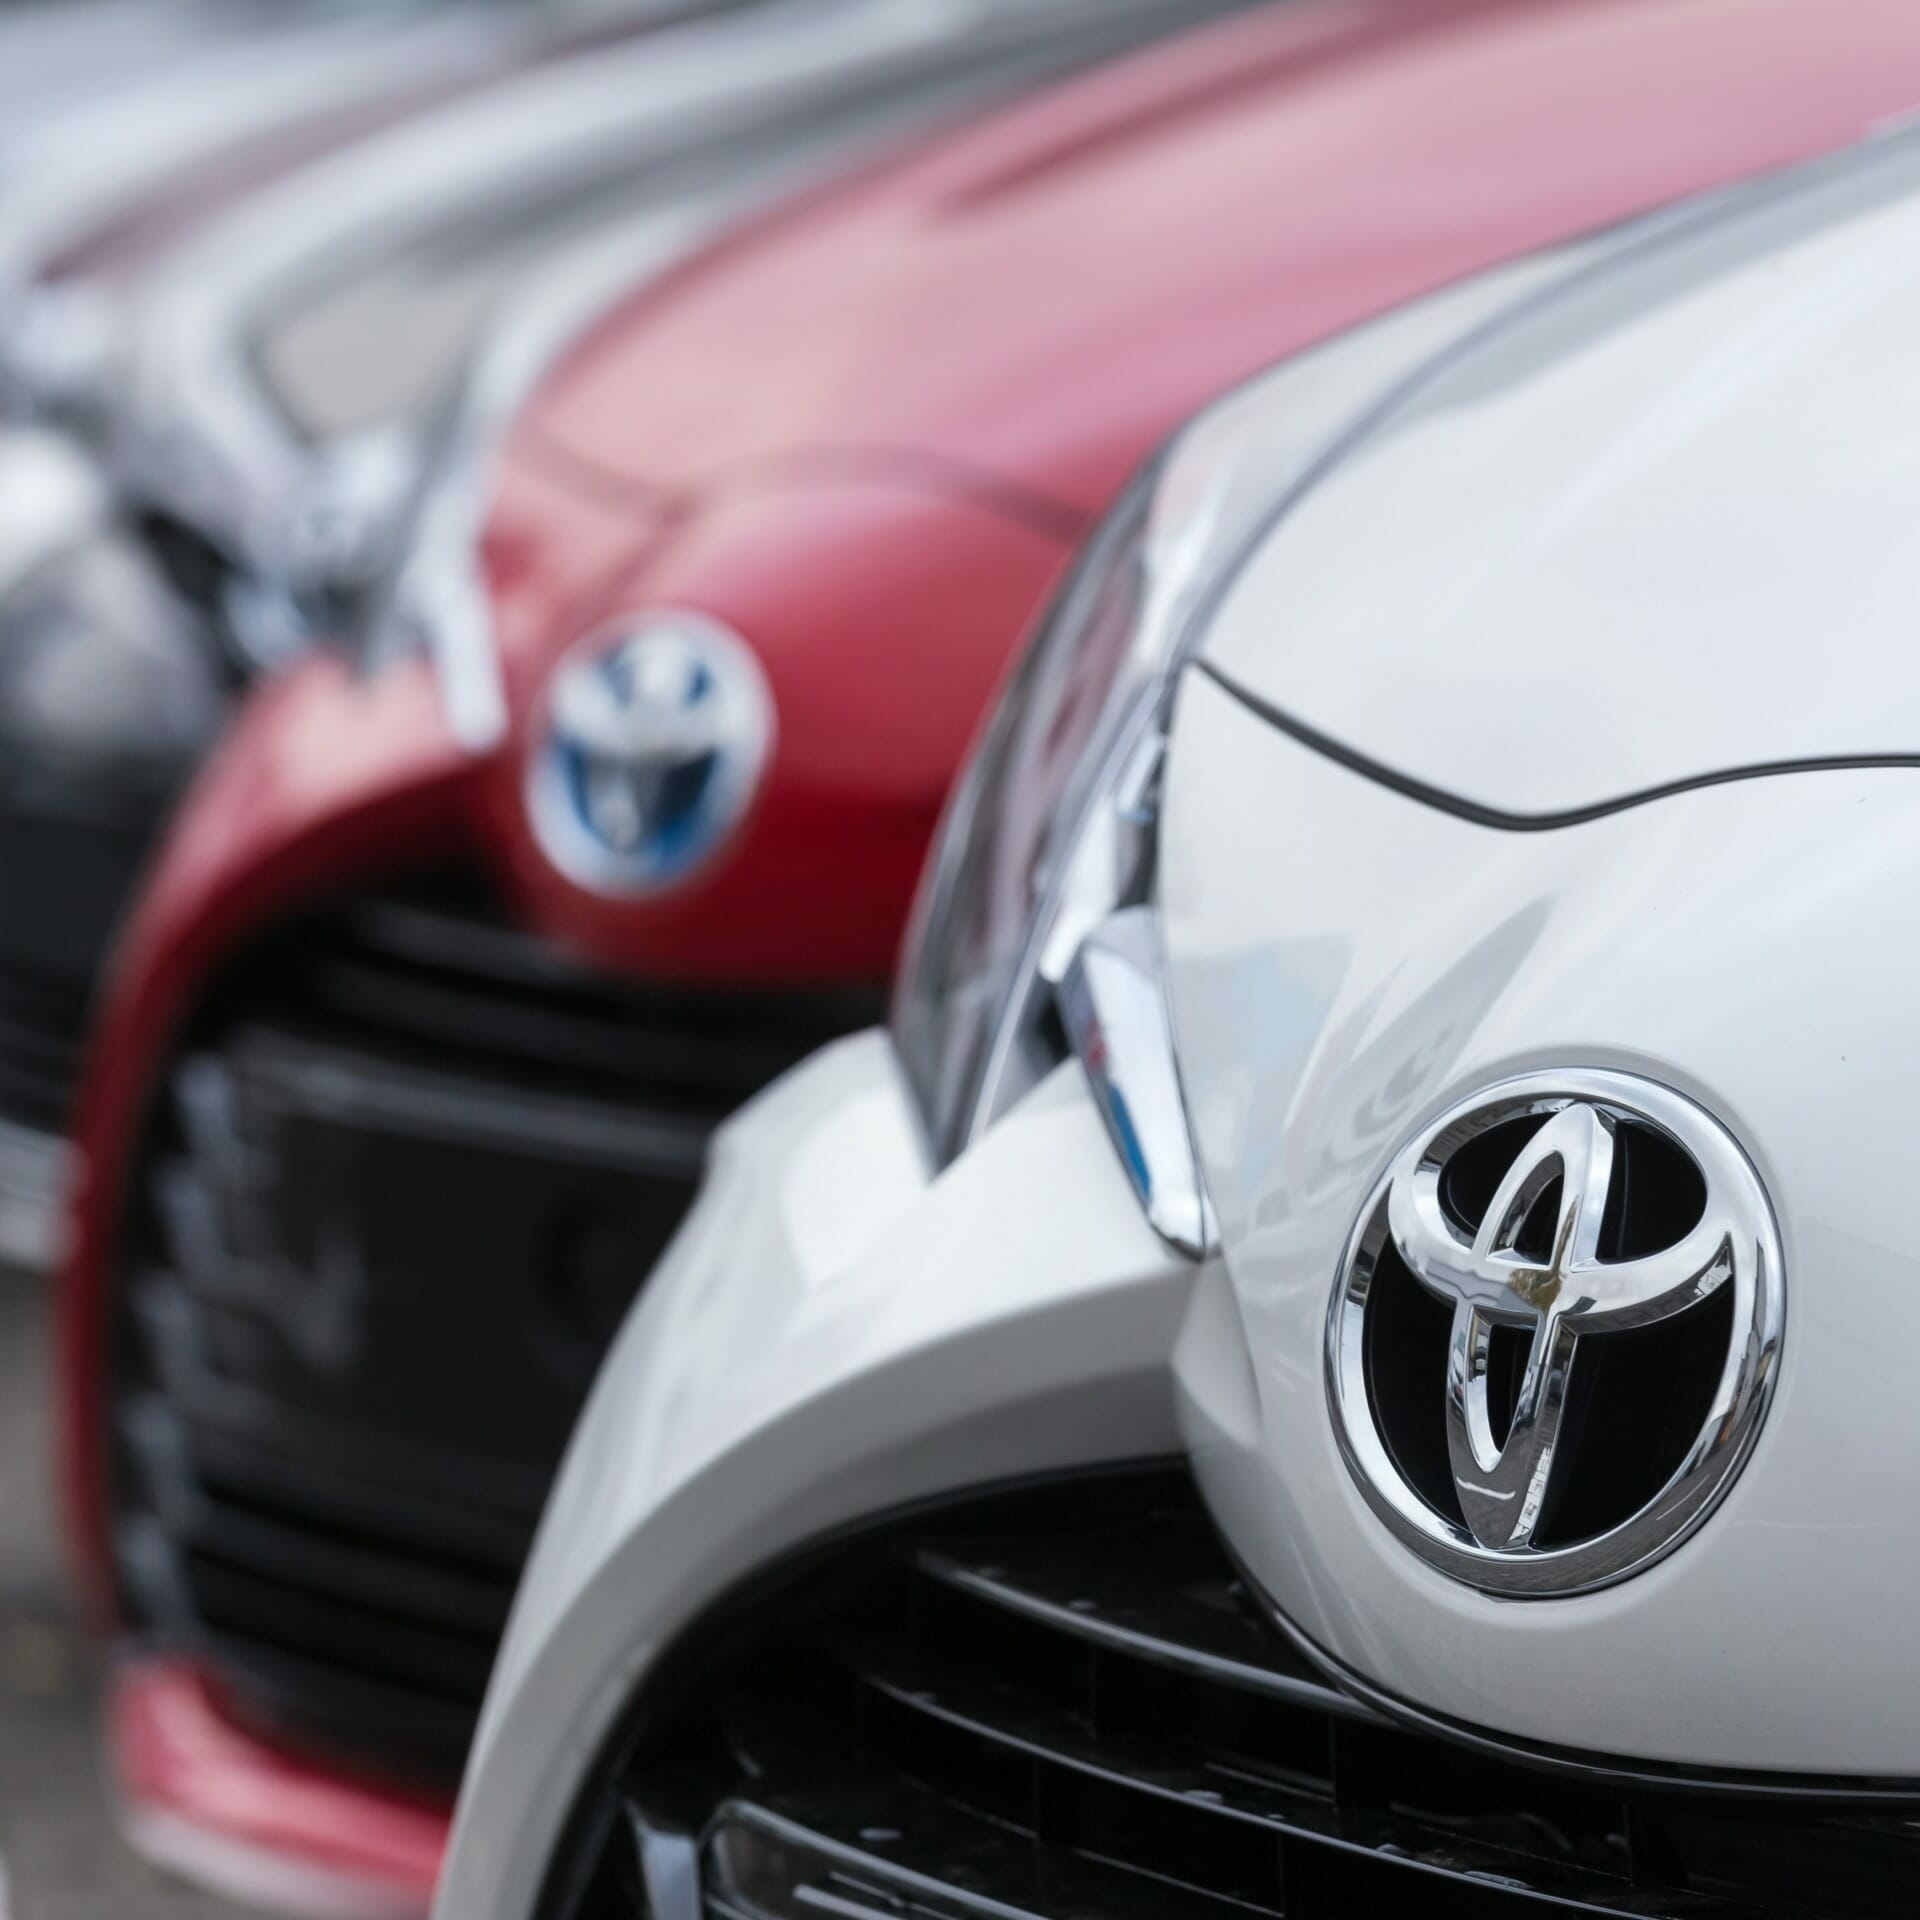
[5,1,1919,1916]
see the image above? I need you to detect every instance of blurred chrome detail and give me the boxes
[1329,1071,1785,1597]
[0,1114,72,1273]
[0,527,224,786]
[1058,906,1215,1258]
[0,282,122,420]
[0,427,109,594]
[527,614,773,897]
[359,198,744,753]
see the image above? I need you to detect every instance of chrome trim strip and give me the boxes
[1058,906,1216,1260]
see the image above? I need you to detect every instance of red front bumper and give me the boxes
[111,1657,449,1919]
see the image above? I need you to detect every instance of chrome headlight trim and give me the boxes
[1057,902,1216,1258]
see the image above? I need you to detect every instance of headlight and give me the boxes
[892,468,1167,1169]
[894,381,1302,1237]
[893,314,1455,1247]
[894,455,1227,1253]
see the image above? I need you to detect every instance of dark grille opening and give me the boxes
[0,960,91,1136]
[550,1473,1920,1920]
[137,511,237,628]
[1362,1237,1463,1525]
[271,875,881,1123]
[109,868,883,1786]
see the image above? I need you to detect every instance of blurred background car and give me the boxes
[0,0,708,1279]
[428,6,1920,1914]
[0,0,1231,1289]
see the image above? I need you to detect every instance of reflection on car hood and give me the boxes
[235,0,1245,447]
[517,0,1920,519]
[1199,130,1920,822]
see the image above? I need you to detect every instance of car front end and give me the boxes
[0,0,584,1277]
[436,89,1920,1920]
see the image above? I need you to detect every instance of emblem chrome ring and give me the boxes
[1326,1069,1784,1597]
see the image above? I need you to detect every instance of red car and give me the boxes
[58,0,1920,1912]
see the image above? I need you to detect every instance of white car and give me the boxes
[437,111,1920,1920]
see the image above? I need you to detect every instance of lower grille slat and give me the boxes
[550,1474,1914,1920]
[186,1555,500,1701]
[0,959,89,1136]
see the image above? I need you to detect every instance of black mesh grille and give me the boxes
[550,1473,1920,1920]
[111,872,883,1786]
[0,960,90,1135]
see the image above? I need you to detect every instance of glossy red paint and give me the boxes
[525,0,1920,513]
[110,1656,447,1915]
[62,0,1920,1866]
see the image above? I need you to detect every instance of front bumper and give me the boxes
[109,1655,447,1920]
[435,1030,1193,1920]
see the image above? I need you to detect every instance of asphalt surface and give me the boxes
[0,1264,262,1920]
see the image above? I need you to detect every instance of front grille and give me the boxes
[111,874,882,1786]
[0,960,90,1136]
[552,1472,1920,1919]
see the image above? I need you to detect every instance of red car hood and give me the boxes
[518,0,1920,520]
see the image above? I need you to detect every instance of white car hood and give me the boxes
[1200,129,1920,822]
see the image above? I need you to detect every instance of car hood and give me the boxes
[1198,126,1920,821]
[515,0,1920,520]
[227,0,1243,448]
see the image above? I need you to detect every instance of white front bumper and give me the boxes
[435,1031,1193,1920]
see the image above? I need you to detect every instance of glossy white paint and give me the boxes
[0,7,522,298]
[1201,130,1920,820]
[1163,668,1920,1774]
[0,3,229,142]
[0,428,107,593]
[435,1034,1191,1920]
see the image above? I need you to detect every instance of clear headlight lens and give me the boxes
[892,467,1167,1169]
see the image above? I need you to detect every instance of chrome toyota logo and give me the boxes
[527,613,772,895]
[1327,1071,1782,1596]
